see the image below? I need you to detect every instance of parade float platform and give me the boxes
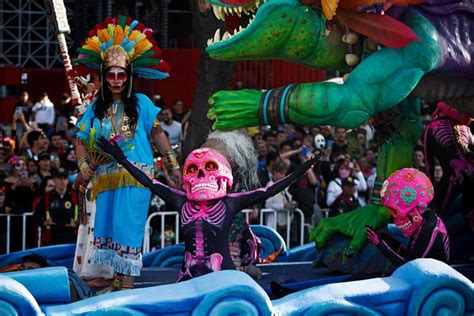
[1,259,473,315]
[1,225,473,315]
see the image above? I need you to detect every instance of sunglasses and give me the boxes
[105,71,128,81]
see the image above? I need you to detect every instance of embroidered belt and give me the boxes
[90,162,153,201]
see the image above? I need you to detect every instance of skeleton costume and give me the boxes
[367,168,450,267]
[424,102,474,232]
[98,139,320,281]
[74,16,171,276]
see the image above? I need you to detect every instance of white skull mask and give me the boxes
[314,134,326,150]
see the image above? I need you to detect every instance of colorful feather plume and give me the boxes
[74,16,170,80]
[336,9,420,48]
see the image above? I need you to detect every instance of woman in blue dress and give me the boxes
[74,16,181,290]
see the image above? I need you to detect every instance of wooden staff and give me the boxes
[45,0,82,105]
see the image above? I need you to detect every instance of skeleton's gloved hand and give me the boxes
[97,137,126,162]
[366,226,381,246]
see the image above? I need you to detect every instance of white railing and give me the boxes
[142,211,180,254]
[243,208,306,248]
[2,208,314,254]
[0,213,34,254]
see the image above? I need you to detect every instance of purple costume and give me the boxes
[424,102,474,232]
[388,0,474,80]
[367,168,450,267]
[374,210,450,267]
[97,138,319,281]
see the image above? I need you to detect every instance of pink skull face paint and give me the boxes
[183,148,233,201]
[381,168,434,238]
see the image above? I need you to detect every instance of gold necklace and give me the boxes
[108,103,133,140]
[108,104,122,139]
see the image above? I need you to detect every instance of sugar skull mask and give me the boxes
[183,148,233,201]
[381,168,434,237]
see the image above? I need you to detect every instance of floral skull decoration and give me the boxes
[183,148,233,201]
[381,168,434,237]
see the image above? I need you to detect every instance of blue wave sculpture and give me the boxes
[1,259,472,315]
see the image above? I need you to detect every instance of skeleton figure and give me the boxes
[98,138,319,281]
[366,168,450,267]
[424,102,474,233]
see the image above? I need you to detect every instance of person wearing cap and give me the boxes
[329,176,361,217]
[33,167,78,246]
[37,152,52,183]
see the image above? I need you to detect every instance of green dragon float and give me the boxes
[204,0,473,266]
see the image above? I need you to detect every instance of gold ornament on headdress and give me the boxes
[104,45,129,69]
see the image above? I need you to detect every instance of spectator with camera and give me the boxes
[2,156,38,251]
[326,158,367,207]
[13,92,33,140]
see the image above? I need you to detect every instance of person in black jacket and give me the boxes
[329,177,360,217]
[33,168,78,245]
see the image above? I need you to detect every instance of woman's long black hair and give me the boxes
[94,64,138,129]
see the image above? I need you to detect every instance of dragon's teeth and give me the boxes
[217,7,224,20]
[239,25,243,32]
[212,6,220,20]
[214,28,221,42]
[222,31,231,41]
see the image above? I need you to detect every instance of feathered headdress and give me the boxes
[74,16,170,80]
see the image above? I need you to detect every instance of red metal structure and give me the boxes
[0,50,325,123]
[234,60,326,90]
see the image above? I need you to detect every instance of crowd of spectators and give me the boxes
[0,90,441,252]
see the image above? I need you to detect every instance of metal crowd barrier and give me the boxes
[142,211,180,254]
[243,208,306,248]
[2,208,313,254]
[0,213,33,254]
